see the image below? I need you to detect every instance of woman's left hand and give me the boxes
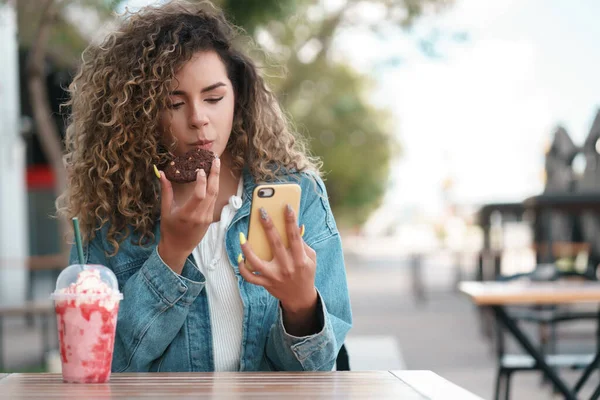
[238,205,318,319]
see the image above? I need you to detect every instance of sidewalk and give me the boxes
[345,249,599,399]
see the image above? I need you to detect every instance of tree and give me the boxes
[283,61,398,226]
[247,0,453,227]
[25,0,70,257]
[215,0,297,35]
[18,0,121,258]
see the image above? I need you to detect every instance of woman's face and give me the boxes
[160,50,235,158]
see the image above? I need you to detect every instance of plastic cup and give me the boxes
[50,264,123,383]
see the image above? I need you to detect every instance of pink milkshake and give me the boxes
[51,265,122,383]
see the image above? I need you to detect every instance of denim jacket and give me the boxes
[69,169,352,372]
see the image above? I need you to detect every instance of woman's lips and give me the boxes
[192,141,213,150]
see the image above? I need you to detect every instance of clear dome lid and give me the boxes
[51,264,122,300]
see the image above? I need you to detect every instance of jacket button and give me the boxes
[178,285,186,293]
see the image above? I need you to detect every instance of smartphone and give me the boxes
[247,183,302,262]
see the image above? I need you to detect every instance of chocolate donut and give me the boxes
[164,148,215,183]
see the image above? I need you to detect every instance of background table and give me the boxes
[0,371,483,399]
[460,281,600,305]
[460,281,600,400]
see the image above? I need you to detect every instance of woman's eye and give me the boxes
[169,102,184,109]
[205,97,224,104]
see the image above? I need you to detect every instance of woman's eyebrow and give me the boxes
[169,82,226,96]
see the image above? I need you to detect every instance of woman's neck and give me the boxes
[171,151,240,222]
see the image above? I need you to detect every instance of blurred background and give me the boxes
[1,0,600,398]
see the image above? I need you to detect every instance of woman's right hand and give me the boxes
[156,158,220,274]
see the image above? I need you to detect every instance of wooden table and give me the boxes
[0,371,483,399]
[460,281,600,400]
[460,281,600,305]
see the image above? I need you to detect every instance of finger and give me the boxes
[259,207,288,262]
[284,204,306,265]
[302,242,317,263]
[199,158,220,215]
[205,157,221,204]
[238,255,270,287]
[156,168,173,216]
[240,236,273,278]
[180,169,207,215]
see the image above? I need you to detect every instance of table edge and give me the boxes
[388,371,431,399]
[461,295,600,306]
[0,371,481,399]
[391,371,484,400]
[459,281,600,306]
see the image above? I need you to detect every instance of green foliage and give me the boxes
[287,62,398,226]
[217,0,297,35]
[241,0,453,226]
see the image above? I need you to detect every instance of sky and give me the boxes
[333,0,600,220]
[122,0,600,222]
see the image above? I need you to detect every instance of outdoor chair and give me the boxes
[493,266,599,400]
[336,344,350,371]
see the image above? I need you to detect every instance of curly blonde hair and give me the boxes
[57,0,320,254]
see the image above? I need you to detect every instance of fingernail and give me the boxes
[239,232,247,245]
[259,207,268,220]
[214,158,220,168]
[199,169,206,177]
[237,253,243,264]
[300,224,305,237]
[153,165,161,179]
[286,204,293,215]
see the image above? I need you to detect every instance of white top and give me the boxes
[192,177,244,371]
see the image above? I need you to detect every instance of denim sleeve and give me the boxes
[69,236,205,372]
[265,175,353,371]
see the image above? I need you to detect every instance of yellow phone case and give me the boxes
[247,183,302,262]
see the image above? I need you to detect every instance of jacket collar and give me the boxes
[241,166,255,202]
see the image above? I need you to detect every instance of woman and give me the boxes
[58,0,352,372]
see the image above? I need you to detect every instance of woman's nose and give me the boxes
[189,103,209,128]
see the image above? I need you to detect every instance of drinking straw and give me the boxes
[72,217,85,266]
